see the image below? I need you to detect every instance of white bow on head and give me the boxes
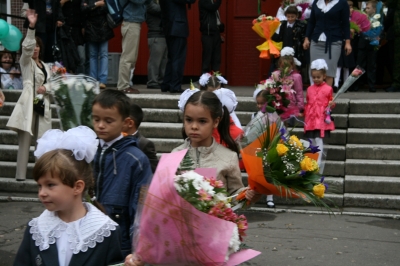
[34,126,99,163]
[311,59,329,70]
[213,88,238,114]
[178,88,200,112]
[280,46,302,67]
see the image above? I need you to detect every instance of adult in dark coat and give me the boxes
[159,0,196,93]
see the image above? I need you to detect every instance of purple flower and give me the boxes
[261,103,266,113]
[320,176,325,183]
[280,128,287,141]
[299,170,306,176]
[323,183,329,192]
[309,144,321,154]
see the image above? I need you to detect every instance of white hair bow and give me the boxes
[280,47,302,66]
[213,88,238,114]
[311,59,329,70]
[34,126,99,163]
[178,88,200,112]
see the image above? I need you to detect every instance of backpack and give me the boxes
[105,0,129,28]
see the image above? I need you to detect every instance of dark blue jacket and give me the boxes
[306,0,350,57]
[159,0,196,38]
[93,136,152,251]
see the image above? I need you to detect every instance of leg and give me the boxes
[117,22,141,91]
[367,47,377,92]
[98,41,109,85]
[343,68,349,81]
[88,42,99,81]
[169,37,187,92]
[15,130,32,181]
[201,34,213,73]
[314,137,324,166]
[147,37,163,88]
[76,45,86,74]
[161,36,173,92]
[158,38,168,85]
[334,67,341,88]
[210,33,222,72]
[84,43,90,75]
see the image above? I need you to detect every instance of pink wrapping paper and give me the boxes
[134,149,260,265]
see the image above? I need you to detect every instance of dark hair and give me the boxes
[285,6,299,16]
[92,89,131,119]
[129,102,144,128]
[367,0,377,9]
[183,91,239,154]
[33,149,105,213]
[0,51,16,68]
[35,36,44,61]
[311,68,327,75]
[200,75,222,91]
[256,89,269,99]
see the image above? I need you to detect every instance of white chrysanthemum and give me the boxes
[213,192,228,203]
[257,83,267,90]
[226,225,241,261]
[372,21,381,28]
[373,14,381,19]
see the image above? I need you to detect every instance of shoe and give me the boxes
[99,83,106,90]
[333,86,338,93]
[385,86,400,92]
[121,87,140,94]
[170,89,184,94]
[369,87,376,92]
[266,200,275,208]
[147,85,161,89]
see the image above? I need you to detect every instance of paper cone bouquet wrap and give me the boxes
[238,113,333,211]
[132,149,260,265]
[252,15,282,59]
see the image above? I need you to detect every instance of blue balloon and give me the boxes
[0,19,9,39]
[1,24,23,52]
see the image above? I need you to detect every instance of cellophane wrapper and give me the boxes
[132,149,260,265]
[49,74,100,131]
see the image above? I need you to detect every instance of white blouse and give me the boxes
[0,67,23,90]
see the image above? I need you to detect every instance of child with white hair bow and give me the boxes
[304,59,336,166]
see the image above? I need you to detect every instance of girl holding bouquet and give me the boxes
[13,127,123,266]
[174,90,260,199]
[304,59,335,165]
[276,48,305,124]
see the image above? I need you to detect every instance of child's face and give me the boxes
[286,13,297,24]
[365,4,376,16]
[256,95,267,111]
[1,53,12,69]
[184,103,219,148]
[37,172,79,214]
[92,103,128,142]
[311,70,326,85]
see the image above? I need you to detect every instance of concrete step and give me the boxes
[274,193,343,207]
[0,161,34,179]
[347,128,400,145]
[0,116,61,130]
[346,159,400,177]
[346,144,400,160]
[344,193,400,209]
[349,114,400,129]
[292,128,347,145]
[0,144,35,162]
[0,177,37,193]
[349,99,400,114]
[345,175,400,195]
[0,102,59,118]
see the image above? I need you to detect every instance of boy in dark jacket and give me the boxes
[92,89,152,257]
[199,0,223,74]
[124,102,159,173]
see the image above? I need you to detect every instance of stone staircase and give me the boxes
[1,90,399,209]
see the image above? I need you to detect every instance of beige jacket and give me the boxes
[7,29,51,138]
[172,138,245,196]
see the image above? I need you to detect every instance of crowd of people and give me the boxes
[4,0,400,265]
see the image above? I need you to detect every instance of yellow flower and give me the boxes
[300,156,319,172]
[313,184,325,198]
[289,135,304,150]
[276,144,289,156]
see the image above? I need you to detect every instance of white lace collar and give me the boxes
[29,203,118,253]
[316,0,339,13]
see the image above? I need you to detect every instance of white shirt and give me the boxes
[56,218,84,266]
[99,134,123,149]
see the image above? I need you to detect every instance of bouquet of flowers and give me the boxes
[252,14,282,59]
[50,74,100,130]
[350,9,371,38]
[363,1,383,47]
[333,66,365,101]
[255,66,294,115]
[238,116,333,212]
[132,150,260,265]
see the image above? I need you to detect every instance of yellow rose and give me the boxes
[276,144,289,156]
[300,156,319,172]
[289,135,304,150]
[313,184,325,198]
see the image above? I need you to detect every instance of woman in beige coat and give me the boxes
[7,9,51,181]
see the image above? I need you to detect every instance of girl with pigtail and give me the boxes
[14,126,123,266]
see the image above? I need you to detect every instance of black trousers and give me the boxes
[356,37,377,90]
[376,40,394,84]
[161,36,187,92]
[201,33,221,74]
